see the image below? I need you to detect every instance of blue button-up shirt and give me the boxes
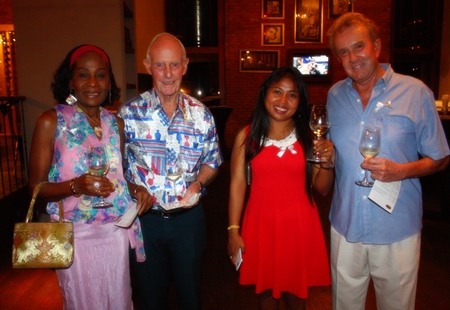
[118,89,223,206]
[327,64,449,244]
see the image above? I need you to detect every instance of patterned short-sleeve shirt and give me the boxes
[118,89,223,205]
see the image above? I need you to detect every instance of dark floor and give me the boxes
[1,161,449,309]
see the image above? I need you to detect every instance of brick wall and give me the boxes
[224,0,392,149]
[0,0,13,24]
[1,0,392,151]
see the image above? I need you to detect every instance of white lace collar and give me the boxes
[263,130,297,158]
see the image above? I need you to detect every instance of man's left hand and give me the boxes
[361,158,404,182]
[179,181,201,208]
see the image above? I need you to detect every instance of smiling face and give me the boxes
[265,76,300,125]
[144,34,189,104]
[266,27,277,41]
[333,23,382,86]
[69,51,110,109]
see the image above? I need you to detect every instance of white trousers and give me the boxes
[330,226,421,310]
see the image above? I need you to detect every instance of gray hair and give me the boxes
[327,12,380,54]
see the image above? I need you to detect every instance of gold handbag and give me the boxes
[12,182,74,269]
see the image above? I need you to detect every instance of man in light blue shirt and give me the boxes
[327,13,449,310]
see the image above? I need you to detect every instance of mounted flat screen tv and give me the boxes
[288,49,332,83]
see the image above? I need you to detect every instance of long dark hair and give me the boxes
[244,66,314,203]
[51,44,120,105]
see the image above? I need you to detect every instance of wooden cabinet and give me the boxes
[392,0,444,95]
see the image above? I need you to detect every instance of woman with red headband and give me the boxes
[28,44,149,309]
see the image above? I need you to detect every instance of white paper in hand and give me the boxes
[368,180,401,214]
[182,193,200,207]
[115,207,138,227]
[235,248,243,271]
[161,193,200,211]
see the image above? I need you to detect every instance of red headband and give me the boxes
[69,45,110,69]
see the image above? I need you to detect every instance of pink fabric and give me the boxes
[56,222,133,310]
[49,104,128,223]
[48,104,145,262]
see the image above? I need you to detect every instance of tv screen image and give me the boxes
[292,55,329,76]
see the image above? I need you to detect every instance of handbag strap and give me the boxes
[25,182,64,223]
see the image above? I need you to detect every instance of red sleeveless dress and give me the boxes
[239,131,331,298]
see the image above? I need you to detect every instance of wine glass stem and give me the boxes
[363,169,369,183]
[315,135,322,158]
[172,182,176,200]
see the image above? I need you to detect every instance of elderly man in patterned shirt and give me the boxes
[118,32,223,310]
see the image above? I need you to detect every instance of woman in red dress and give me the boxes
[228,67,334,309]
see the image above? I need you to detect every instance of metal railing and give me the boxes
[0,96,28,198]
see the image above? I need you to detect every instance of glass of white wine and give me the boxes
[355,127,381,187]
[87,146,113,208]
[307,105,330,163]
[165,156,183,207]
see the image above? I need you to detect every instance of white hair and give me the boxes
[145,32,187,62]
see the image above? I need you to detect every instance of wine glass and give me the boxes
[87,146,113,208]
[307,105,330,163]
[355,127,381,187]
[165,156,183,207]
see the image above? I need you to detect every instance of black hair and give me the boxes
[244,66,314,203]
[51,44,120,105]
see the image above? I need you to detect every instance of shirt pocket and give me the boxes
[376,114,416,158]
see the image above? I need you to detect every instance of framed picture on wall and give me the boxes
[262,0,284,19]
[294,0,323,43]
[262,23,284,46]
[239,50,280,73]
[329,0,352,18]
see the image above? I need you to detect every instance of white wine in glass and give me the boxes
[307,105,330,163]
[166,169,182,182]
[310,124,330,139]
[87,146,113,208]
[88,164,109,177]
[165,156,183,207]
[355,127,381,187]
[360,147,380,159]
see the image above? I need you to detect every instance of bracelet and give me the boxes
[194,180,203,191]
[227,225,240,231]
[69,178,81,197]
[320,165,334,170]
[320,161,335,170]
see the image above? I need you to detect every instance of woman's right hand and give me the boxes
[72,173,114,197]
[227,230,245,266]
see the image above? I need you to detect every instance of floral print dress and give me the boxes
[46,104,144,309]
